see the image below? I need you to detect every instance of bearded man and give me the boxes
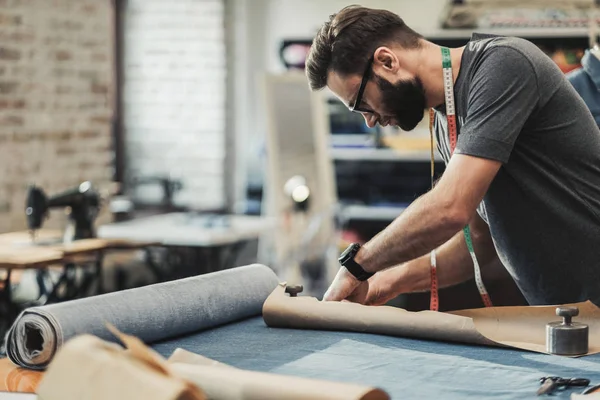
[305,5,600,307]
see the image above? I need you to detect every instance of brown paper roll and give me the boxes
[36,327,389,400]
[262,283,600,356]
[263,283,493,346]
[168,349,389,400]
[36,335,205,400]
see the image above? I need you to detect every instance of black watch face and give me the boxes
[339,243,358,263]
[340,246,351,258]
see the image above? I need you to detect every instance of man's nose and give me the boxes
[363,113,377,128]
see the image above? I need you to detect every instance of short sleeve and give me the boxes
[456,46,540,163]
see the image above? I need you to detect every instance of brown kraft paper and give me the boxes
[262,282,600,356]
[37,324,390,400]
[168,348,389,400]
[36,328,206,400]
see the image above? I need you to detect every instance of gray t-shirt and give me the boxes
[433,33,600,305]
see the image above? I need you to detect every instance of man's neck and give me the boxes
[418,42,465,109]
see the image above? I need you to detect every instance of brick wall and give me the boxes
[122,0,226,210]
[0,0,115,233]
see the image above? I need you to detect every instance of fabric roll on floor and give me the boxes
[5,263,279,370]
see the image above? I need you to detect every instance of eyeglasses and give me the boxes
[349,55,374,114]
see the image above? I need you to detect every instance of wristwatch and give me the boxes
[338,243,374,281]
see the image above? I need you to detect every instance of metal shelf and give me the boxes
[424,27,590,39]
[330,147,443,162]
[338,204,407,221]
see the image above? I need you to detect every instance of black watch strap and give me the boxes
[344,257,374,281]
[339,243,374,281]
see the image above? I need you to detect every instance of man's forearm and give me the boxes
[354,155,502,274]
[391,214,499,293]
[355,190,467,273]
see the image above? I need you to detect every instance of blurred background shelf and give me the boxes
[330,147,442,162]
[337,204,407,221]
[424,27,592,39]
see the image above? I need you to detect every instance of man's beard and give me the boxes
[375,74,427,131]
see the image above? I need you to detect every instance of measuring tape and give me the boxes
[427,47,493,311]
[428,108,439,311]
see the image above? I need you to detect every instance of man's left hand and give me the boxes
[322,266,363,301]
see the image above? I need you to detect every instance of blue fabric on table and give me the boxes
[152,316,600,400]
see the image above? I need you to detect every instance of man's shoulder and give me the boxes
[467,33,545,64]
[464,33,561,87]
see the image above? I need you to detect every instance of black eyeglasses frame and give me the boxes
[349,55,374,113]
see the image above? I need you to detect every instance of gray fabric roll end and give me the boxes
[6,263,279,370]
[6,309,62,370]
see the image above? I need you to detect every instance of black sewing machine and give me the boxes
[25,181,101,242]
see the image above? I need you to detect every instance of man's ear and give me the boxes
[373,46,398,72]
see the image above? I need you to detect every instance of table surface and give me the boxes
[0,230,62,246]
[3,316,600,399]
[0,230,158,269]
[0,358,42,394]
[97,212,275,247]
[151,317,600,399]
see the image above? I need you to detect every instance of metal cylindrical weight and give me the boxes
[546,307,589,356]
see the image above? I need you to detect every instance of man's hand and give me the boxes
[346,266,409,305]
[322,265,406,305]
[322,266,361,301]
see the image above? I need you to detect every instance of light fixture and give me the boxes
[284,175,310,212]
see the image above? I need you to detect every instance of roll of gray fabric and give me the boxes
[5,263,279,370]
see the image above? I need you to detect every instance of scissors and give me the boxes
[537,376,590,396]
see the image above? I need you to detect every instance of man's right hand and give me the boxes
[344,266,406,306]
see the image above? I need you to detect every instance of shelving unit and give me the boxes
[423,27,591,40]
[327,106,443,224]
[338,204,407,221]
[330,147,442,162]
[424,26,591,61]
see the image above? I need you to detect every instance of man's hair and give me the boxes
[306,5,423,91]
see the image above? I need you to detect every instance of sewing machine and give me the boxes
[25,181,101,243]
[0,181,161,332]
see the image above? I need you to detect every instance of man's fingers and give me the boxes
[323,286,345,302]
[322,267,359,302]
[322,288,335,301]
[343,293,361,303]
[323,292,338,301]
[364,296,384,306]
[362,287,388,306]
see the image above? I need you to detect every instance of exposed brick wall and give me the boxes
[0,0,115,232]
[122,0,226,210]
